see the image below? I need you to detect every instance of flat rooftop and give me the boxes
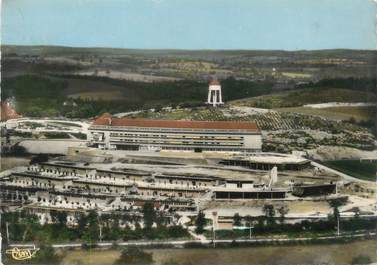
[231,153,310,164]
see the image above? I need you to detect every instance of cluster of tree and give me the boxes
[2,75,67,100]
[215,201,376,238]
[2,144,28,156]
[219,215,376,239]
[1,204,189,244]
[351,255,372,265]
[347,117,377,137]
[2,74,275,118]
[298,77,377,94]
[113,247,186,265]
[59,75,273,114]
[195,199,375,239]
[113,247,154,265]
[195,211,206,234]
[221,77,273,101]
[30,154,49,164]
[61,98,143,119]
[231,205,288,229]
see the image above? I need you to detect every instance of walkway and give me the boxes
[188,230,207,242]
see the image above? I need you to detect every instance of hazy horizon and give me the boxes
[2,43,376,52]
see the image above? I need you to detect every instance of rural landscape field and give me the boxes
[2,46,377,162]
[2,45,377,176]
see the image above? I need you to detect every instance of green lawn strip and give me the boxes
[322,160,376,181]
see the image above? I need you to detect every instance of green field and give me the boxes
[277,106,376,121]
[323,160,377,181]
[231,88,377,109]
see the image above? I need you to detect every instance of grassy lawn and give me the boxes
[322,160,377,181]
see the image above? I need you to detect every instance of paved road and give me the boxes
[8,231,376,249]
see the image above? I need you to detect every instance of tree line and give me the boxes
[2,74,274,118]
[1,203,189,245]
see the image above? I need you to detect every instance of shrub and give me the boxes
[114,247,154,265]
[351,254,372,265]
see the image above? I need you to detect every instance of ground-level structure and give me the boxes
[219,153,311,171]
[0,156,347,227]
[292,183,337,197]
[212,187,288,200]
[88,113,262,152]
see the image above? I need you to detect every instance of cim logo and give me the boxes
[6,246,39,261]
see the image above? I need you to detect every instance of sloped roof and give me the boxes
[209,79,220,86]
[92,113,259,131]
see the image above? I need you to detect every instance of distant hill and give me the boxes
[1,45,376,119]
[2,45,377,59]
[2,45,376,82]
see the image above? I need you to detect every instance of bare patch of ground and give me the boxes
[277,106,376,121]
[307,146,377,161]
[75,70,181,82]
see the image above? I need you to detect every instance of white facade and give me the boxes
[89,114,262,152]
[89,126,262,152]
[206,81,224,107]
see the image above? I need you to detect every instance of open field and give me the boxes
[59,240,377,265]
[75,70,181,83]
[281,72,312,79]
[322,160,377,181]
[231,88,377,109]
[59,77,123,95]
[276,106,376,121]
[68,90,126,100]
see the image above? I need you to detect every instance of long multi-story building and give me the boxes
[88,113,262,152]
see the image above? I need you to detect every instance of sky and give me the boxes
[2,0,376,50]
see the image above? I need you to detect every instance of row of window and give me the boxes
[92,126,250,133]
[109,132,244,141]
[113,139,243,146]
[26,167,217,187]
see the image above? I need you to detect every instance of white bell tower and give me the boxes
[206,79,224,107]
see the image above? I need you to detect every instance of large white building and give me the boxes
[88,113,262,152]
